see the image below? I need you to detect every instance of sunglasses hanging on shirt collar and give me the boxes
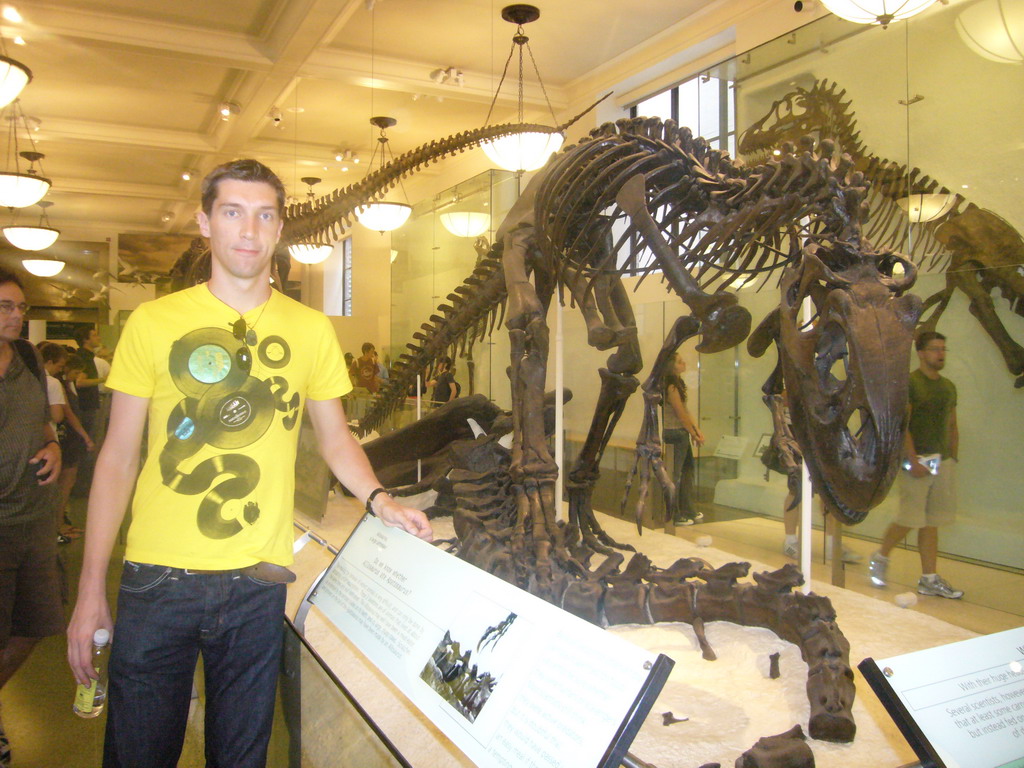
[232,317,255,373]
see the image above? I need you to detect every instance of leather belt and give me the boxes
[182,562,297,584]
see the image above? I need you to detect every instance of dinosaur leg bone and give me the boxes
[503,224,563,598]
[622,314,702,533]
[563,268,643,554]
[615,173,752,353]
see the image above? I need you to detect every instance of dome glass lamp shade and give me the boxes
[21,256,65,276]
[0,169,51,208]
[440,211,491,238]
[0,55,31,109]
[896,193,957,223]
[354,117,412,233]
[5,199,61,254]
[355,202,411,233]
[821,0,938,26]
[956,0,1024,64]
[287,243,333,264]
[480,5,563,172]
[481,132,564,173]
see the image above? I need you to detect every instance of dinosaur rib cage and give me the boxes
[534,117,855,305]
[357,116,872,436]
[737,79,973,274]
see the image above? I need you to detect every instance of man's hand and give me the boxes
[375,495,433,541]
[67,592,114,685]
[30,441,61,485]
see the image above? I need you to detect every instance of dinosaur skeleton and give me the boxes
[288,117,925,755]
[739,79,1024,388]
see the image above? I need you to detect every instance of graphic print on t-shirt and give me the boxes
[160,324,300,539]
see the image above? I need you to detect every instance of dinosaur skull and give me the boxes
[779,241,921,524]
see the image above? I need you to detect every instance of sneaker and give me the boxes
[783,540,799,560]
[869,552,889,587]
[917,575,964,599]
[691,511,704,523]
[673,516,696,526]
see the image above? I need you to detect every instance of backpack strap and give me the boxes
[12,338,47,397]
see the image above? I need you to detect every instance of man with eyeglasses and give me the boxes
[870,331,963,599]
[0,269,64,767]
[66,159,432,767]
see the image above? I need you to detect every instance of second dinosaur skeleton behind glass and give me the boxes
[738,79,1024,389]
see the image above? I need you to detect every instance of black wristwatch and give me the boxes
[365,487,389,516]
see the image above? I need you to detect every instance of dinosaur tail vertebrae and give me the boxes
[450,457,857,746]
[357,247,509,435]
[282,94,611,247]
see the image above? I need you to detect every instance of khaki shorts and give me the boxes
[896,458,957,528]
[0,515,66,645]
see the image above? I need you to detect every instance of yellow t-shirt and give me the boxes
[107,284,352,569]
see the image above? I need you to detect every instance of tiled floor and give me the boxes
[2,498,1020,766]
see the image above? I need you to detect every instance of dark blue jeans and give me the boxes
[103,562,286,768]
[663,428,696,521]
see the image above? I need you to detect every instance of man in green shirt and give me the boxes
[870,331,963,599]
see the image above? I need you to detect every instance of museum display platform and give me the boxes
[276,493,999,768]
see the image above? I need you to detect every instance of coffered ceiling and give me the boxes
[3,0,716,240]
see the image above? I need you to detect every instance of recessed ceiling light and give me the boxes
[2,6,23,23]
[161,213,173,223]
[182,171,192,181]
[286,106,305,114]
[13,35,25,45]
[218,101,240,120]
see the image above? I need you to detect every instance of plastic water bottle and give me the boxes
[73,628,110,718]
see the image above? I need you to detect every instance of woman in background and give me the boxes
[662,352,704,525]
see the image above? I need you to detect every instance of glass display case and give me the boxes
[386,6,1023,614]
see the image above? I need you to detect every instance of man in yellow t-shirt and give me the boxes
[66,159,431,768]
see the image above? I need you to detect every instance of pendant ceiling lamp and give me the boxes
[0,54,31,108]
[287,177,333,264]
[956,0,1024,64]
[895,193,956,223]
[5,199,60,251]
[0,100,51,208]
[354,116,412,233]
[16,200,65,277]
[440,211,490,238]
[820,0,938,27]
[480,5,563,172]
[353,6,411,234]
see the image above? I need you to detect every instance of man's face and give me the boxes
[0,282,27,344]
[918,339,947,372]
[85,329,100,349]
[196,179,283,283]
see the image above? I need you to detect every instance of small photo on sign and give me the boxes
[419,594,526,725]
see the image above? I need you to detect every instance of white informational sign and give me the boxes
[310,515,670,768]
[862,626,1024,768]
[713,435,748,460]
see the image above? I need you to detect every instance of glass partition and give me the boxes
[386,5,1023,615]
[389,168,517,413]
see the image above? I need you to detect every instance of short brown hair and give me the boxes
[0,266,24,290]
[39,342,69,364]
[915,331,946,351]
[200,159,286,216]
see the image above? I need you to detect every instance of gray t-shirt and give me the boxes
[1,348,54,525]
